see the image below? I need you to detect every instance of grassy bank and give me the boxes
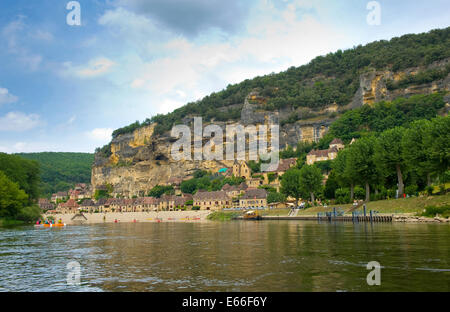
[297,193,450,216]
[207,211,241,221]
[0,219,27,227]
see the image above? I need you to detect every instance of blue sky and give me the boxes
[0,0,449,153]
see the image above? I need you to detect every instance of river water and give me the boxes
[0,221,448,292]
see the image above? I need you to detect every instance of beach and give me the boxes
[44,211,212,225]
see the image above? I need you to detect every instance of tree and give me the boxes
[346,136,377,201]
[267,192,287,204]
[375,127,407,197]
[281,168,302,208]
[402,119,434,186]
[181,179,198,194]
[428,116,450,181]
[298,165,323,203]
[148,185,174,198]
[0,171,28,219]
[0,153,40,203]
[333,149,357,200]
[324,170,339,199]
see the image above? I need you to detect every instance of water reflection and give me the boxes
[0,221,448,292]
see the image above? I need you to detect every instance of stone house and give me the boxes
[248,177,264,188]
[79,199,96,213]
[193,191,232,211]
[159,195,190,211]
[38,198,55,211]
[57,199,79,214]
[222,183,248,198]
[51,191,68,203]
[329,138,345,150]
[239,188,268,209]
[306,138,345,165]
[306,147,339,165]
[233,161,252,180]
[262,158,297,189]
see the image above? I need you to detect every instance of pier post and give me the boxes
[370,210,373,223]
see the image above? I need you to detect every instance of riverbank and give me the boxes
[260,194,450,223]
[43,211,212,225]
[0,219,27,227]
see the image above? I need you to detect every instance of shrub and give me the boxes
[192,206,201,211]
[354,186,365,200]
[16,206,42,223]
[426,186,434,196]
[387,188,397,199]
[405,185,418,196]
[335,188,351,204]
[421,205,450,218]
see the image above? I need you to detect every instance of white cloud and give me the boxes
[1,18,43,71]
[63,57,115,79]
[33,30,53,41]
[0,112,42,132]
[95,2,347,108]
[0,87,18,105]
[85,128,113,141]
[67,115,76,124]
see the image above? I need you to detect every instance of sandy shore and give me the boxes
[44,211,212,225]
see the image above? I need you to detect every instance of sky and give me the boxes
[0,0,449,153]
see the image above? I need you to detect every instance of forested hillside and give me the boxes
[17,153,94,198]
[0,153,41,223]
[109,27,449,140]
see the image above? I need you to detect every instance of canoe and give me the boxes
[35,223,66,228]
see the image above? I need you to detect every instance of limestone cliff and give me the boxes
[92,60,450,197]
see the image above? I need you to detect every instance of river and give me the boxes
[0,221,448,292]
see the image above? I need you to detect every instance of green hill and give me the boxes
[108,27,450,141]
[17,152,94,198]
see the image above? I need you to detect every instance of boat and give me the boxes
[35,223,66,228]
[243,211,262,221]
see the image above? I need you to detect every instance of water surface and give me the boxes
[0,221,448,292]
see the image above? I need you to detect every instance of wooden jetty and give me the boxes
[261,215,393,223]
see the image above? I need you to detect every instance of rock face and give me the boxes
[92,61,450,197]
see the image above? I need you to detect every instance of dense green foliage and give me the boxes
[108,27,450,141]
[148,185,175,198]
[297,165,324,202]
[267,192,287,204]
[0,153,40,203]
[386,65,450,90]
[0,154,42,223]
[17,153,94,198]
[328,93,445,142]
[329,116,449,203]
[420,205,450,219]
[180,172,246,195]
[207,211,240,221]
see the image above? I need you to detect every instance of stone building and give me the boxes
[329,138,345,150]
[57,199,79,214]
[79,199,96,213]
[193,191,232,211]
[221,183,248,198]
[306,139,345,165]
[38,198,55,211]
[232,161,252,180]
[239,188,268,209]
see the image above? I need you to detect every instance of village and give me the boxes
[38,139,346,215]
